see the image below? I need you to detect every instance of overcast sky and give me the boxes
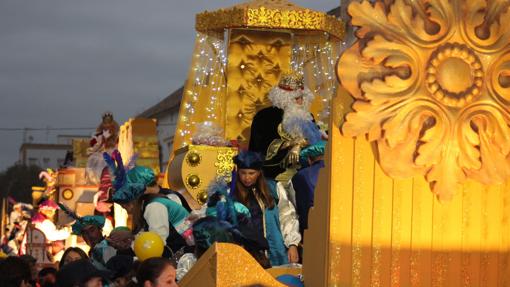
[0,0,339,172]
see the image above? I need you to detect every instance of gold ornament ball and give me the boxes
[187,175,201,188]
[197,191,208,204]
[187,152,201,166]
[62,189,74,200]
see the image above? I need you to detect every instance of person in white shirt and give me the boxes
[32,200,70,242]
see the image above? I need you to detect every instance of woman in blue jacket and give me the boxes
[230,151,301,266]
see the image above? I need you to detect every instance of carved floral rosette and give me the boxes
[338,0,510,200]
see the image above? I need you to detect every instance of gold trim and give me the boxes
[215,149,237,179]
[196,1,344,39]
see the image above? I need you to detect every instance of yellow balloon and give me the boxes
[134,231,165,261]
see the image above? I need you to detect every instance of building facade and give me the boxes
[138,86,183,172]
[19,143,71,169]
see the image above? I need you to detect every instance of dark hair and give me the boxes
[59,247,89,269]
[232,170,275,209]
[147,179,158,188]
[0,256,32,287]
[38,267,58,287]
[136,257,174,287]
[38,267,58,277]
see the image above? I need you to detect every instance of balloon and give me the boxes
[276,274,304,287]
[134,231,164,261]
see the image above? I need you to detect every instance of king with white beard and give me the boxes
[249,71,326,237]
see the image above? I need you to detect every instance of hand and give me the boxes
[288,145,301,166]
[287,245,299,263]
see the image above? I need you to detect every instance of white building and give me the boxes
[19,143,71,169]
[138,86,183,172]
[57,134,89,145]
[18,133,90,169]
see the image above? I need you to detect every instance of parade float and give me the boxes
[169,0,510,286]
[166,0,343,285]
[16,115,161,264]
[7,0,510,285]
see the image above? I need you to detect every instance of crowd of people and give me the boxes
[0,71,326,287]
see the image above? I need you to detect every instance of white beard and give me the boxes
[282,103,312,139]
[267,86,316,139]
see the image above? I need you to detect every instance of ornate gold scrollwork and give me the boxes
[339,0,510,200]
[215,149,237,181]
[195,1,344,39]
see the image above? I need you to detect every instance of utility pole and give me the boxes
[23,128,27,143]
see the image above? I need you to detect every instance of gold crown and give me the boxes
[102,112,114,124]
[278,71,304,91]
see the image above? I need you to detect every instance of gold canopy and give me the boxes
[196,0,344,39]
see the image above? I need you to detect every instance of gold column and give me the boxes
[303,1,510,285]
[304,87,510,286]
[118,118,160,174]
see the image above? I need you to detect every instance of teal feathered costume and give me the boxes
[205,178,250,226]
[102,150,155,204]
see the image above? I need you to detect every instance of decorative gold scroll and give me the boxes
[338,0,510,200]
[196,0,344,39]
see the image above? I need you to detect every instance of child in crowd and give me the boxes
[136,257,177,287]
[59,247,89,269]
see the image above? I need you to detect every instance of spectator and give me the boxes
[72,216,117,270]
[59,247,89,269]
[56,259,110,287]
[105,227,135,255]
[71,216,106,250]
[106,255,135,287]
[38,267,58,287]
[19,254,38,285]
[136,257,177,287]
[0,256,32,287]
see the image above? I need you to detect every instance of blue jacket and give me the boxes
[260,180,288,266]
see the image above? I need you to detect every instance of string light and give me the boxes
[178,31,339,147]
[291,33,340,125]
[177,32,227,145]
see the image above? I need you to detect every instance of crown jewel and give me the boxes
[278,71,304,91]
